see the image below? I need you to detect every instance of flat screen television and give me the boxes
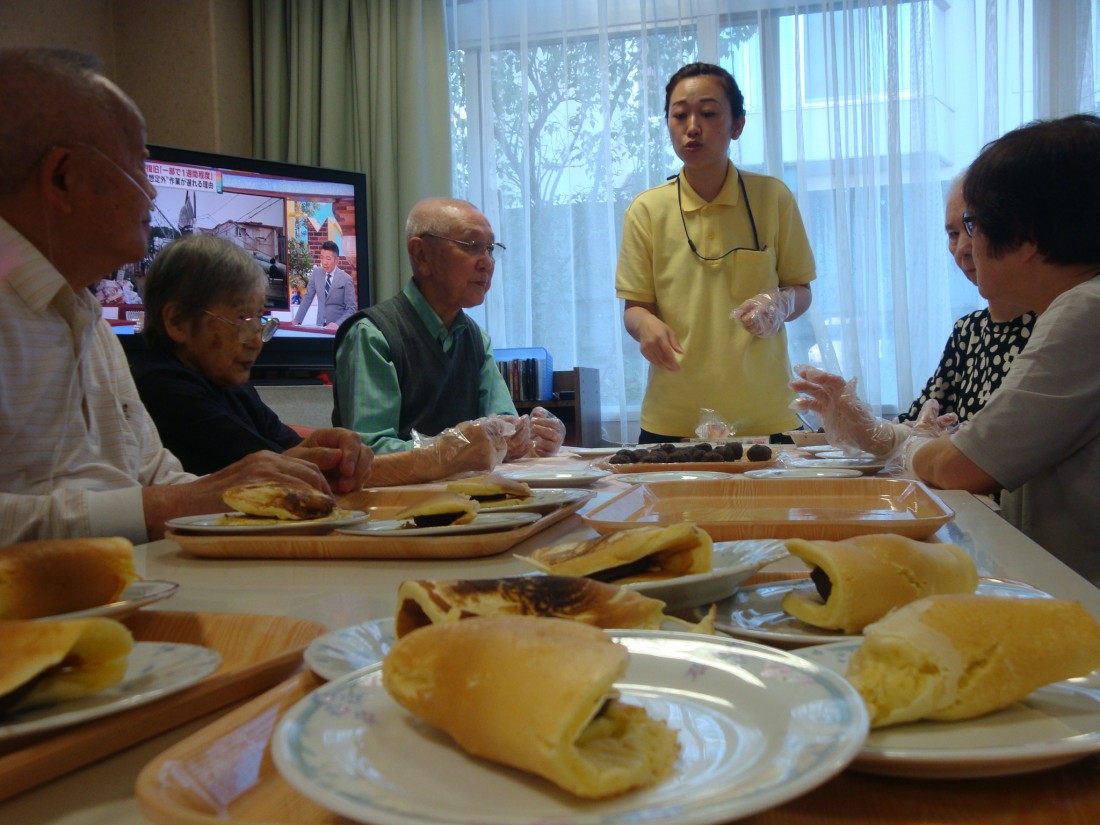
[110,145,370,379]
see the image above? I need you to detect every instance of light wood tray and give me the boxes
[582,477,954,541]
[0,610,327,802]
[603,458,777,474]
[135,634,1100,825]
[168,487,592,559]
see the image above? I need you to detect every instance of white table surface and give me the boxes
[3,454,1098,824]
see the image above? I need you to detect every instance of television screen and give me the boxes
[110,145,370,377]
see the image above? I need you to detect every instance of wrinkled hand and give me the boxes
[500,414,533,461]
[892,399,956,476]
[634,312,684,371]
[789,365,907,457]
[529,407,566,456]
[731,288,796,338]
[286,427,373,494]
[431,418,509,474]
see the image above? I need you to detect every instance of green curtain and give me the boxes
[251,0,451,303]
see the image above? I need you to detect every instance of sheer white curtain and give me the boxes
[444,0,1098,441]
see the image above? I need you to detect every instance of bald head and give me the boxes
[405,198,483,243]
[0,47,141,194]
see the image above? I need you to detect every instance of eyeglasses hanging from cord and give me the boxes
[669,171,766,260]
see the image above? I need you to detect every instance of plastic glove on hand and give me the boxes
[789,365,906,457]
[731,288,796,338]
[529,406,566,456]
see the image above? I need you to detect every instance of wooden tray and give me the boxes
[135,648,1100,825]
[582,478,954,541]
[603,458,778,474]
[168,487,592,559]
[0,610,327,802]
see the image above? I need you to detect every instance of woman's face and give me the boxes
[172,289,267,387]
[667,75,745,170]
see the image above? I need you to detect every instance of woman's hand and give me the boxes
[286,428,374,493]
[625,302,683,371]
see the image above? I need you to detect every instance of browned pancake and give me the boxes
[222,482,335,520]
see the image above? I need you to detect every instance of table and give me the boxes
[3,458,1099,824]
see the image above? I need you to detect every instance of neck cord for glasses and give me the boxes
[669,169,761,260]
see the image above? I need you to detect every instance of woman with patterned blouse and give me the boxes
[897,178,1035,422]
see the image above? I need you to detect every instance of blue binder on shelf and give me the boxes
[493,347,553,402]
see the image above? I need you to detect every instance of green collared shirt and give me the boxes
[334,280,516,453]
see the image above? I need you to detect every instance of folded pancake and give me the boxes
[521,523,712,584]
[395,493,479,528]
[446,474,532,508]
[0,618,134,711]
[222,482,335,521]
[382,615,679,798]
[395,575,713,637]
[780,534,978,633]
[0,537,136,620]
[846,594,1100,727]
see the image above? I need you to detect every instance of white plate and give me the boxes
[274,631,868,825]
[477,488,590,513]
[743,468,863,480]
[613,470,739,484]
[501,468,611,488]
[165,509,369,534]
[564,446,623,457]
[712,577,1052,647]
[336,511,540,537]
[799,444,836,454]
[0,642,221,741]
[625,539,788,611]
[789,457,886,475]
[796,640,1100,778]
[36,580,180,622]
[816,449,876,460]
[305,617,396,681]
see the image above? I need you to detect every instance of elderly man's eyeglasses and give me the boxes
[421,233,506,260]
[203,310,280,343]
[961,212,978,238]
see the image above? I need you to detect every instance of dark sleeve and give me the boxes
[897,316,969,423]
[134,365,302,475]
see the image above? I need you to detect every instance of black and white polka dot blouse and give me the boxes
[897,309,1036,423]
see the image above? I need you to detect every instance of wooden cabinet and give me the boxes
[515,367,600,447]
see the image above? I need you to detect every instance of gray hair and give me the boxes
[0,47,131,194]
[404,197,479,243]
[142,235,268,353]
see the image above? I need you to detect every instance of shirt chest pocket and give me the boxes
[728,248,779,304]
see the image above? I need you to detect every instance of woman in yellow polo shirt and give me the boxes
[616,62,816,442]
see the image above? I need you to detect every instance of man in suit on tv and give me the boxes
[292,240,356,328]
[0,47,369,544]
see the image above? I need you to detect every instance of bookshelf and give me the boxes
[515,367,600,447]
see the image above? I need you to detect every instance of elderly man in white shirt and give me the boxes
[0,47,371,544]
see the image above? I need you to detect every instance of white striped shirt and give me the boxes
[0,218,194,544]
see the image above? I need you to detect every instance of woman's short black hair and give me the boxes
[963,113,1100,265]
[664,62,746,120]
[142,235,267,353]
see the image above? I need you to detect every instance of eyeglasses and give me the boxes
[421,233,506,260]
[961,211,978,238]
[203,310,280,343]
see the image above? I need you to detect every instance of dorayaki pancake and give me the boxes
[382,616,679,798]
[395,493,480,528]
[446,474,533,508]
[780,534,978,633]
[222,482,335,521]
[397,575,676,637]
[847,595,1100,727]
[0,618,133,711]
[0,537,137,620]
[522,523,712,584]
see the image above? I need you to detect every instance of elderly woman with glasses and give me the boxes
[130,235,372,492]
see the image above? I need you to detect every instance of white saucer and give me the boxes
[37,580,179,622]
[797,641,1100,778]
[502,468,611,488]
[743,468,863,480]
[337,511,539,537]
[613,470,738,484]
[165,509,369,534]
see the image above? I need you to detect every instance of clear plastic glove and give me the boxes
[789,365,910,457]
[529,406,566,456]
[731,288,796,338]
[889,399,957,477]
[498,414,533,461]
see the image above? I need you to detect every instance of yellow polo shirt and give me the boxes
[616,161,816,436]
